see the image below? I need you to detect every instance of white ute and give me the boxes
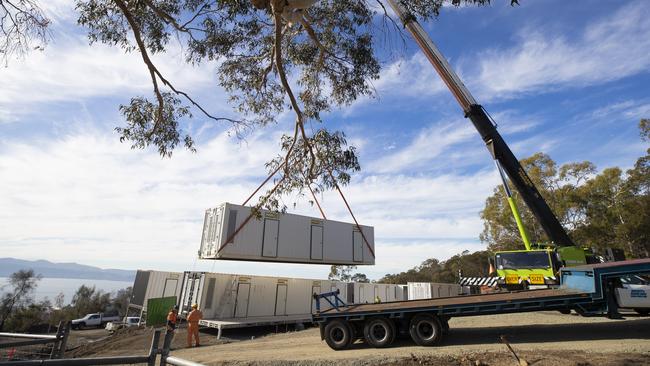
[71,313,121,329]
[615,275,650,315]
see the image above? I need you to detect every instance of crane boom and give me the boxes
[387,0,574,247]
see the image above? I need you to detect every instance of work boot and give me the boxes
[608,312,624,320]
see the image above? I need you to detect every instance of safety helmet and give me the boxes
[191,303,198,309]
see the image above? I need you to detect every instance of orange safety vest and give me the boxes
[187,309,202,324]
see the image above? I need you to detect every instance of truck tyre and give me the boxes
[324,320,352,350]
[363,318,395,348]
[440,317,450,335]
[409,314,442,346]
[634,308,650,316]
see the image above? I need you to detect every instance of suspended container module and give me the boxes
[199,202,375,265]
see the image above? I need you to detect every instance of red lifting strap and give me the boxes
[215,153,374,259]
[217,174,286,254]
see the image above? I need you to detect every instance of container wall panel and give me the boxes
[407,282,461,300]
[199,203,374,265]
[135,271,182,311]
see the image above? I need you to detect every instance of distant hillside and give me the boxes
[0,258,135,282]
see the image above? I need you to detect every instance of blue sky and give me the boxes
[1,0,649,280]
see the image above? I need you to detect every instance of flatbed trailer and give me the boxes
[312,259,650,350]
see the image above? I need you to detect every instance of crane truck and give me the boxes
[387,0,592,290]
[312,0,650,350]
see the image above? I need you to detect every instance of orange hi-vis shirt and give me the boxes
[187,309,203,324]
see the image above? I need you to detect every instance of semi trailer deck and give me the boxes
[312,259,650,350]
[200,314,311,339]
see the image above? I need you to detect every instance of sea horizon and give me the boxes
[0,276,133,306]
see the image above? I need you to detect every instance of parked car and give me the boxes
[105,317,141,332]
[71,313,121,330]
[615,275,650,315]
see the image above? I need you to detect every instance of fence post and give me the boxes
[159,330,174,366]
[49,321,65,359]
[57,321,71,358]
[147,329,161,366]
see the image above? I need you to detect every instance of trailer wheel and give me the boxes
[440,317,450,335]
[634,308,650,316]
[409,314,442,346]
[324,320,352,350]
[363,318,395,348]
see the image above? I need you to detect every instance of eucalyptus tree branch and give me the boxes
[0,0,49,64]
[271,0,317,180]
[114,0,245,138]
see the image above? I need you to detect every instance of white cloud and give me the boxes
[472,2,650,100]
[373,53,447,98]
[0,125,496,276]
[367,119,477,173]
[345,53,449,114]
[0,34,217,106]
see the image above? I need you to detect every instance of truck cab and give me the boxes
[496,249,556,289]
[495,246,589,290]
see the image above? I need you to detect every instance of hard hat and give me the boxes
[191,303,198,309]
[173,305,179,311]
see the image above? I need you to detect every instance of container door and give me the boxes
[234,283,250,318]
[311,285,321,312]
[131,271,150,306]
[353,230,363,262]
[274,284,288,316]
[310,225,324,260]
[358,285,364,303]
[262,219,279,257]
[179,272,204,315]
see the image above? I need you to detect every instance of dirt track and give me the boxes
[170,311,650,366]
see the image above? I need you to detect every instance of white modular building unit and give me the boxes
[432,283,462,298]
[179,272,349,322]
[407,282,462,300]
[407,282,433,300]
[350,283,408,304]
[199,203,375,265]
[129,270,183,312]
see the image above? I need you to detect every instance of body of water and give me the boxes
[0,277,133,305]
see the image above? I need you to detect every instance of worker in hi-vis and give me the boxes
[187,304,203,347]
[166,306,178,334]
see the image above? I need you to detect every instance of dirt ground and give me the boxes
[65,311,650,365]
[169,311,650,366]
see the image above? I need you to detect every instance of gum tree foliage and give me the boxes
[328,265,368,282]
[480,120,650,258]
[0,269,41,331]
[2,0,517,210]
[379,250,492,283]
[0,0,50,65]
